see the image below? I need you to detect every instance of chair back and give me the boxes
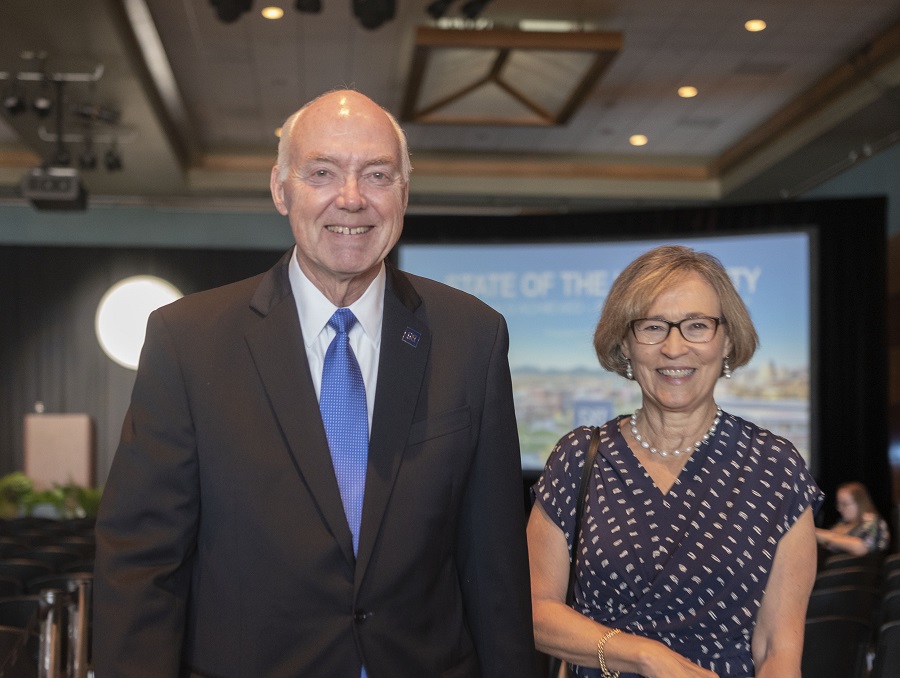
[870,620,900,678]
[25,571,92,596]
[801,616,871,678]
[16,547,81,573]
[813,566,881,590]
[0,576,23,599]
[881,589,900,625]
[0,596,40,630]
[0,560,54,590]
[806,585,879,624]
[0,623,38,678]
[882,552,900,577]
[883,570,900,593]
[819,552,884,571]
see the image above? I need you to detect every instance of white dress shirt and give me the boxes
[288,247,384,433]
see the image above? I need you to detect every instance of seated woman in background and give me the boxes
[528,245,822,678]
[815,481,890,556]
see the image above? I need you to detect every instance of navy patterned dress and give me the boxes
[533,411,823,678]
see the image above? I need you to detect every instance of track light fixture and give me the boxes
[210,0,253,23]
[79,146,97,171]
[206,0,393,29]
[352,0,395,29]
[295,0,322,12]
[2,79,27,116]
[32,79,54,118]
[52,146,72,167]
[426,0,456,20]
[105,146,123,172]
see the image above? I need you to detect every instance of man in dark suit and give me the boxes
[92,89,534,677]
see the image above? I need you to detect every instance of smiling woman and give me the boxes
[528,244,822,678]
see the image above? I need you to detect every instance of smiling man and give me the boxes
[92,90,534,677]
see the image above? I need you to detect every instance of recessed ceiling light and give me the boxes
[261,6,285,19]
[744,19,766,32]
[678,86,698,98]
[629,134,648,147]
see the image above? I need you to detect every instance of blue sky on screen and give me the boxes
[400,232,810,373]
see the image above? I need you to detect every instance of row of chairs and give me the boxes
[802,616,899,678]
[801,552,900,678]
[0,518,95,600]
[0,519,96,675]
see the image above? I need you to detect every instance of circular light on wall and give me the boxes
[629,134,648,147]
[677,86,698,98]
[95,276,182,370]
[744,19,767,32]
[261,6,284,19]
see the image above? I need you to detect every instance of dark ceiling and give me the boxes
[1,0,899,213]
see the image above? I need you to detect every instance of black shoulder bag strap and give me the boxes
[547,425,603,678]
[567,426,602,603]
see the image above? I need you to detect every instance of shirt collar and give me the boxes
[288,246,385,348]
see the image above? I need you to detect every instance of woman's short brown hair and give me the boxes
[594,245,758,377]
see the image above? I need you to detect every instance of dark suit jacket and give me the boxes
[92,252,534,677]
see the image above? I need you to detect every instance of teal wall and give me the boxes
[808,142,900,236]
[1,142,896,246]
[0,203,293,250]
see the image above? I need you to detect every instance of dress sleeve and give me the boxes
[531,426,595,557]
[771,436,825,533]
[851,515,892,552]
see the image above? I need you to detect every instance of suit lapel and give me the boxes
[355,266,429,582]
[244,252,355,563]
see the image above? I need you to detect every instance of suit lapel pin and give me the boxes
[401,327,421,348]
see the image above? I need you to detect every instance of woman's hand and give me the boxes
[614,633,719,678]
[815,526,869,556]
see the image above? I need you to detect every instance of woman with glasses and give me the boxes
[528,245,822,678]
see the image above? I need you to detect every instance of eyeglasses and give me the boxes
[629,316,722,345]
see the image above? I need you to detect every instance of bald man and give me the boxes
[92,90,534,677]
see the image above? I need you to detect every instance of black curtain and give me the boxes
[0,245,284,485]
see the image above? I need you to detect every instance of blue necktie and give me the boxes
[319,308,368,557]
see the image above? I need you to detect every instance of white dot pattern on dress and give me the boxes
[320,308,369,556]
[534,412,822,678]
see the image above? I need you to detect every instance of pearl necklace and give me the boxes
[630,407,722,457]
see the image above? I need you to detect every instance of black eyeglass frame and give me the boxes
[629,316,723,345]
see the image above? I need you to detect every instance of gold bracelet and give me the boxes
[597,628,622,678]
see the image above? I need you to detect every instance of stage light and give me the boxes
[211,0,253,22]
[295,0,322,12]
[2,80,27,116]
[105,147,123,171]
[53,147,72,166]
[78,145,97,171]
[352,0,395,29]
[32,79,54,117]
[426,0,455,19]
